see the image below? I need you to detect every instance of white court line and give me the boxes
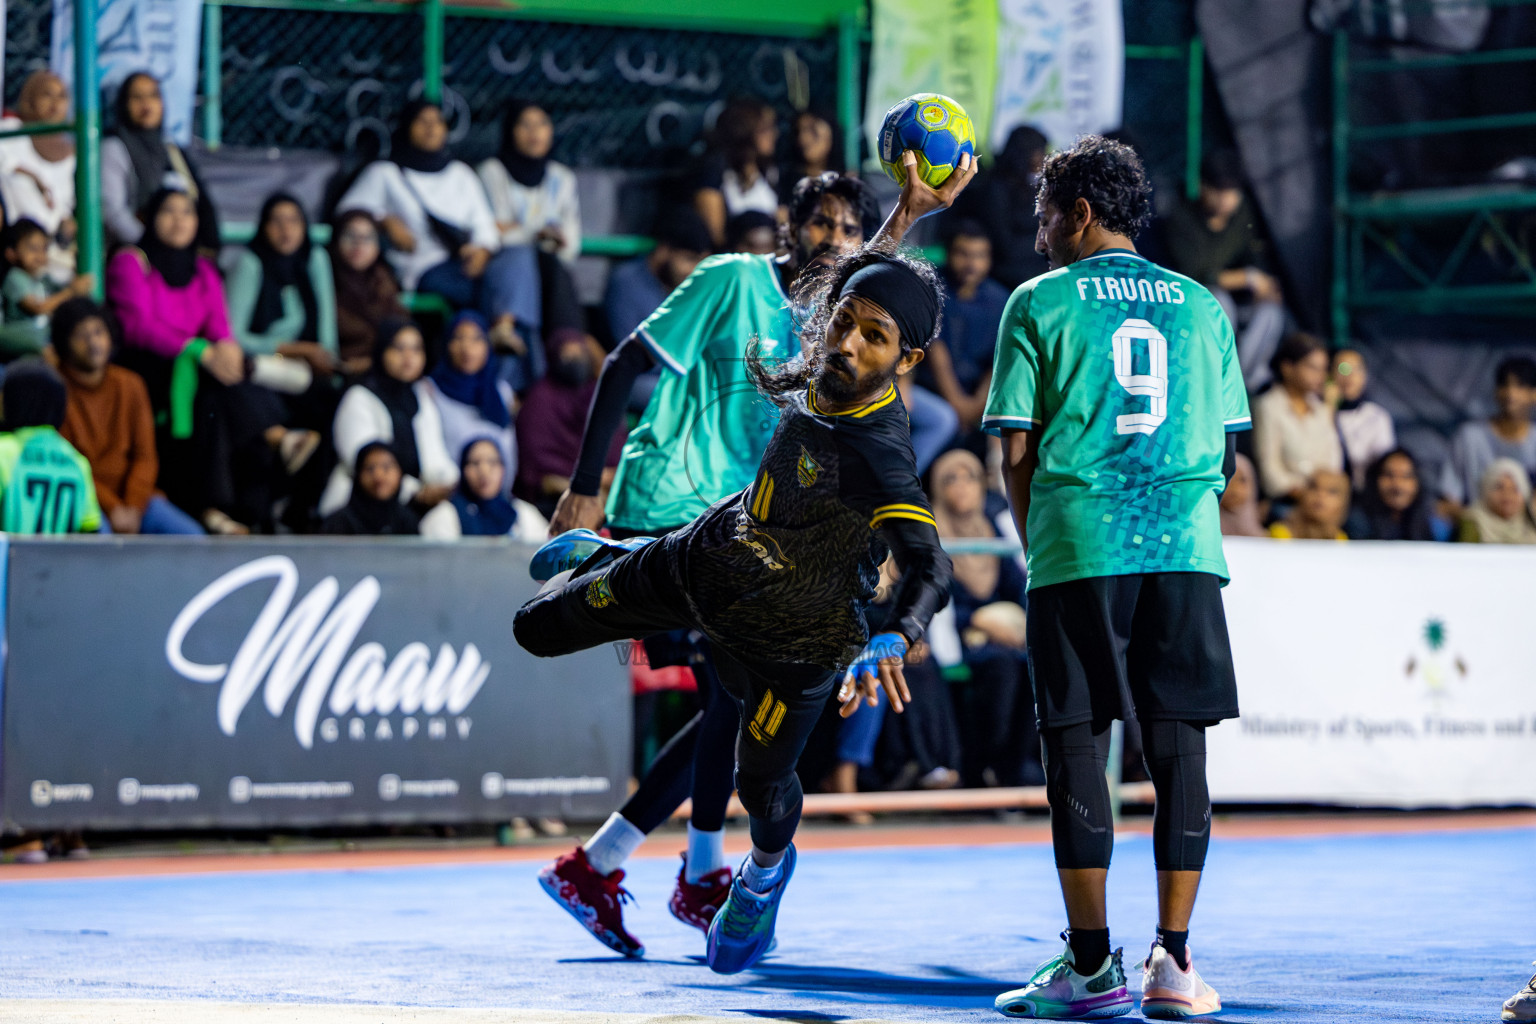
[0,1002,905,1024]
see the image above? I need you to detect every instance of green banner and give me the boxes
[864,0,998,166]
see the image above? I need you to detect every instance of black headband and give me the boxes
[838,258,937,352]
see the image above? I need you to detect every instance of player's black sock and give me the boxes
[1067,928,1110,972]
[1156,927,1189,970]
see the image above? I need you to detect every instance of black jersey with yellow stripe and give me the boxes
[671,381,937,669]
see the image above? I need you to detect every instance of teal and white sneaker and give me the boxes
[705,845,796,975]
[529,529,655,583]
[995,935,1133,1019]
[1505,962,1536,1021]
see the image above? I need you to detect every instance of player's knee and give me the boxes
[1142,720,1211,871]
[513,583,579,658]
[1042,722,1114,870]
[734,766,802,827]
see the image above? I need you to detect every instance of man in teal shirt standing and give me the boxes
[984,136,1247,1021]
[535,155,973,960]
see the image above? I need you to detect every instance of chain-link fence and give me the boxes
[6,0,1198,185]
[204,6,841,169]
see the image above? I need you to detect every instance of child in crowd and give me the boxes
[1,219,92,360]
[1269,469,1351,540]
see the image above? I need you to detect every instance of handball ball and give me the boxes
[878,93,975,189]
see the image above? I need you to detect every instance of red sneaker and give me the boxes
[667,853,733,933]
[537,846,645,957]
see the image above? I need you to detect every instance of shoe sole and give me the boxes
[1141,997,1221,1020]
[536,869,644,958]
[529,534,605,583]
[996,996,1133,1019]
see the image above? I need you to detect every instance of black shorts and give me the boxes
[1025,572,1239,731]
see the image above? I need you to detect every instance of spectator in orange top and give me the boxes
[51,297,202,534]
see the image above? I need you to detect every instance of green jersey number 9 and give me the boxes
[1112,318,1168,436]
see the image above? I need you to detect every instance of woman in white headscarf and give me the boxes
[1459,457,1536,545]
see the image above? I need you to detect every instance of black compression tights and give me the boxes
[1041,720,1211,872]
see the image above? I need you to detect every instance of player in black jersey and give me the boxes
[514,246,954,975]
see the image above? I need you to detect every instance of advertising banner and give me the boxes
[864,0,999,163]
[1209,538,1536,807]
[51,0,203,144]
[2,538,629,830]
[990,0,1124,153]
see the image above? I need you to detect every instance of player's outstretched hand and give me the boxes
[900,149,976,221]
[839,632,913,718]
[548,489,606,537]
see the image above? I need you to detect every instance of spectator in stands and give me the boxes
[329,209,405,376]
[108,187,317,534]
[1269,469,1351,540]
[101,71,220,253]
[338,101,540,377]
[2,218,92,361]
[1159,149,1285,391]
[1459,457,1536,544]
[694,97,781,248]
[0,361,99,532]
[514,328,626,518]
[451,437,519,536]
[320,441,419,536]
[1438,356,1536,521]
[225,193,339,379]
[950,124,1049,290]
[52,297,202,535]
[478,101,580,265]
[925,222,1009,433]
[427,311,515,483]
[322,317,459,538]
[603,210,711,344]
[1353,448,1448,542]
[1252,331,1343,501]
[779,109,843,205]
[1219,453,1268,537]
[726,210,779,255]
[1331,348,1396,490]
[930,449,1038,787]
[0,72,76,282]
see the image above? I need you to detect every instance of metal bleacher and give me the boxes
[1331,0,1536,341]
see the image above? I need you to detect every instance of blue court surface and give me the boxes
[0,824,1530,1022]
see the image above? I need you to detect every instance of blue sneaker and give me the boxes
[529,531,657,583]
[706,845,796,975]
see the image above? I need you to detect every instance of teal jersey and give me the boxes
[982,249,1250,589]
[606,253,793,532]
[0,425,102,534]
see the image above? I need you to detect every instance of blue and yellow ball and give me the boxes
[877,93,975,189]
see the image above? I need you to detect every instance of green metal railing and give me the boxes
[1330,3,1536,341]
[0,0,102,295]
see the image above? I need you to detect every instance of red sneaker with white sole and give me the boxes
[667,854,732,932]
[537,846,644,957]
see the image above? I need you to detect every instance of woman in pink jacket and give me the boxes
[108,187,319,533]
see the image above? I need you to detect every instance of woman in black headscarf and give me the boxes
[321,317,460,536]
[100,71,220,252]
[476,101,581,264]
[320,441,421,535]
[225,192,339,377]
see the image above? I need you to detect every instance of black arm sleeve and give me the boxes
[569,336,654,496]
[1220,432,1237,496]
[877,518,954,646]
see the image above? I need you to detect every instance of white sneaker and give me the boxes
[1505,963,1536,1021]
[1139,942,1221,1019]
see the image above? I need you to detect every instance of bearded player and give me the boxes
[984,136,1247,1019]
[530,152,973,958]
